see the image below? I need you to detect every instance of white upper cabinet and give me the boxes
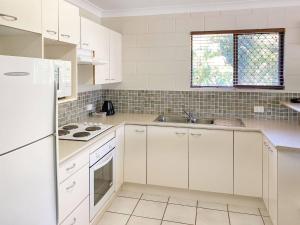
[42,0,59,40]
[147,126,189,189]
[59,0,80,45]
[93,24,122,85]
[109,30,122,83]
[189,129,234,194]
[0,0,42,33]
[234,131,263,197]
[80,17,98,50]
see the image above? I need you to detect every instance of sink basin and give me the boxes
[154,115,189,123]
[154,115,245,127]
[154,115,214,125]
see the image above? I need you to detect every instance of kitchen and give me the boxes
[1,1,300,225]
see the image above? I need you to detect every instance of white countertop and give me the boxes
[59,113,300,163]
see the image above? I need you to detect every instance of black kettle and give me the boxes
[102,100,115,116]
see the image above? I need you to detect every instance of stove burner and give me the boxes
[58,129,70,136]
[73,132,91,138]
[85,126,101,132]
[63,125,79,130]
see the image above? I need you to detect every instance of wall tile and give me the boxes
[58,90,300,126]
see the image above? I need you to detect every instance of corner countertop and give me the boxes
[59,113,300,163]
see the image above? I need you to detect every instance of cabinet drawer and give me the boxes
[59,165,89,222]
[60,197,89,225]
[59,150,89,183]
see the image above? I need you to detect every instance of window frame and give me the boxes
[190,28,285,90]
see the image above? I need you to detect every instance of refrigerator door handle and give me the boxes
[3,72,30,76]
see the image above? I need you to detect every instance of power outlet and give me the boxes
[254,106,265,113]
[86,104,94,111]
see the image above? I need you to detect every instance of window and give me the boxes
[191,29,285,89]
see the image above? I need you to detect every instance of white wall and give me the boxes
[102,7,300,92]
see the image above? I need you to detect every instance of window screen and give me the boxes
[191,29,285,89]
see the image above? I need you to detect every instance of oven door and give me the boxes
[89,150,115,220]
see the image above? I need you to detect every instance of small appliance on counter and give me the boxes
[290,98,300,103]
[102,100,115,116]
[58,123,112,141]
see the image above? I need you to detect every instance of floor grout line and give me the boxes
[160,196,170,225]
[124,192,143,225]
[227,204,232,225]
[194,200,198,225]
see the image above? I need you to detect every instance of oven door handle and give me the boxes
[92,151,114,171]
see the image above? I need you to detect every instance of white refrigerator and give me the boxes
[0,55,58,225]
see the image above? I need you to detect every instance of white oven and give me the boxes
[53,60,72,99]
[89,138,116,221]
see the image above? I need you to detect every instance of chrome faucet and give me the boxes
[183,110,197,123]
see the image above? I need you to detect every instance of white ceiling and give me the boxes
[69,0,300,17]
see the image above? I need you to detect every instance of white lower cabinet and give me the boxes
[263,139,269,210]
[234,131,263,197]
[263,138,278,225]
[189,129,233,194]
[268,142,278,225]
[115,125,125,191]
[59,164,89,223]
[124,125,147,184]
[147,126,188,189]
[60,197,89,225]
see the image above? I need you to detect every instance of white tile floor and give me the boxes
[97,189,272,225]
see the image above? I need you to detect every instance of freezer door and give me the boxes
[0,55,55,155]
[0,135,57,225]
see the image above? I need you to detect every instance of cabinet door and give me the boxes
[94,25,110,84]
[60,197,89,225]
[0,0,42,33]
[124,125,147,184]
[189,129,233,194]
[263,139,269,210]
[234,131,263,197]
[80,17,98,50]
[59,0,80,45]
[147,126,188,189]
[115,126,125,191]
[269,144,278,225]
[42,0,59,40]
[109,30,122,83]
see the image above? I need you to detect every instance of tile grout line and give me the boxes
[194,200,198,225]
[124,193,144,225]
[227,204,232,225]
[258,208,267,225]
[160,196,170,225]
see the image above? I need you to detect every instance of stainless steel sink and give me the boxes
[154,115,214,125]
[154,115,245,127]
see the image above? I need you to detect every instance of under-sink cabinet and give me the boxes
[234,131,263,197]
[189,129,233,194]
[147,126,189,189]
[124,125,147,184]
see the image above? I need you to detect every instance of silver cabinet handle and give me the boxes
[82,43,89,46]
[0,13,18,21]
[47,30,57,35]
[190,133,202,137]
[175,132,186,135]
[66,181,76,191]
[66,163,76,171]
[3,72,29,76]
[61,34,71,38]
[69,218,76,225]
[135,129,145,133]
